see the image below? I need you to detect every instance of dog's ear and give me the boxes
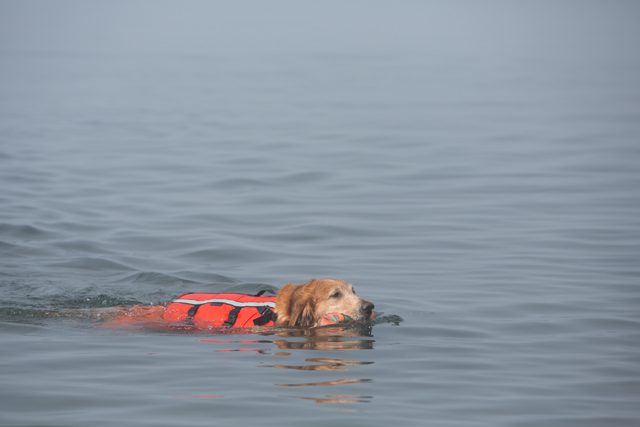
[275,283,297,326]
[288,285,316,327]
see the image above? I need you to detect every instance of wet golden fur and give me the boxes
[275,279,374,327]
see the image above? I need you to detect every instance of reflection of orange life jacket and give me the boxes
[162,290,277,328]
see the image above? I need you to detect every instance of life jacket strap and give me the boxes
[253,306,278,326]
[224,306,243,327]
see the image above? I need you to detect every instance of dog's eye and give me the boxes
[330,291,341,298]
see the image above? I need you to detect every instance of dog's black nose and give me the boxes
[361,301,374,315]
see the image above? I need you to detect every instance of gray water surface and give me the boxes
[1,2,640,426]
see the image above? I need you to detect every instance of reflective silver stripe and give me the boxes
[172,298,275,309]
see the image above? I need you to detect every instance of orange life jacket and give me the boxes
[161,290,277,328]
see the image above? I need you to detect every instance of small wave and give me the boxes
[211,177,266,191]
[0,239,19,251]
[117,271,196,286]
[371,313,404,326]
[172,271,237,284]
[181,247,277,263]
[47,257,136,271]
[0,223,60,240]
[53,239,113,255]
[60,293,142,309]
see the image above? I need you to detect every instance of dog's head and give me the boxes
[275,279,374,327]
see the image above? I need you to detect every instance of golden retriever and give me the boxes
[43,278,374,330]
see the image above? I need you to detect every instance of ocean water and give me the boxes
[2,5,640,426]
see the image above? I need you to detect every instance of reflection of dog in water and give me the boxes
[47,279,375,330]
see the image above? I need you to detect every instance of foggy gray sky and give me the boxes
[1,1,639,63]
